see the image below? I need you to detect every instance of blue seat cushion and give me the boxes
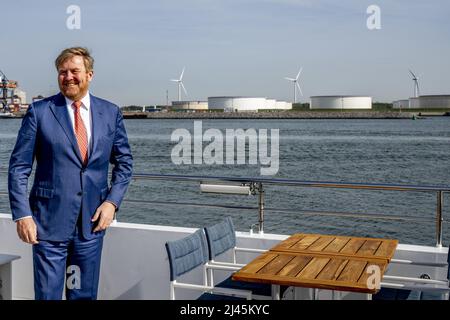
[197,292,246,300]
[373,288,423,300]
[165,230,209,281]
[216,276,289,297]
[374,287,448,300]
[420,291,448,300]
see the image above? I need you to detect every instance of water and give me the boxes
[1,117,449,246]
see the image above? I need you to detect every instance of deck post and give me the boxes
[436,191,443,247]
[258,183,264,234]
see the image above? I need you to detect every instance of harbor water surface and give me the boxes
[1,117,449,246]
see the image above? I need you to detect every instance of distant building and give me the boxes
[13,88,26,104]
[121,105,145,112]
[392,100,410,109]
[171,101,208,111]
[310,96,372,109]
[9,104,21,112]
[145,105,161,112]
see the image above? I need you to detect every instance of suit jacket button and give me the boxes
[77,192,82,196]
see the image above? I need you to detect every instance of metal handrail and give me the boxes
[0,192,445,224]
[131,173,450,192]
[1,171,448,246]
[133,173,448,245]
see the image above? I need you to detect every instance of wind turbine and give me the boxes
[284,68,303,103]
[170,67,188,101]
[409,69,420,98]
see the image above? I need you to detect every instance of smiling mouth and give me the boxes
[64,83,78,88]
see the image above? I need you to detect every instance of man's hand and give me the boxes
[92,201,116,232]
[16,217,39,244]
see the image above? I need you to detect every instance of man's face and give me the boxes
[57,55,93,101]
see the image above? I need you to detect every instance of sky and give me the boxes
[2,0,450,105]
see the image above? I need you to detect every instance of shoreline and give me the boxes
[123,111,440,119]
[3,111,448,120]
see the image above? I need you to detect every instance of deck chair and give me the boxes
[374,246,450,300]
[204,216,286,299]
[165,229,252,300]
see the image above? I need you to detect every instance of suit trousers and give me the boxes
[32,217,104,300]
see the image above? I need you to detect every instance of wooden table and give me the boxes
[270,234,398,262]
[232,234,398,298]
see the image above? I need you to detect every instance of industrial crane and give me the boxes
[0,69,18,111]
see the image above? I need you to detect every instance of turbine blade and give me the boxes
[181,82,188,96]
[296,82,303,96]
[170,79,178,82]
[180,67,185,80]
[285,77,295,81]
[409,69,417,78]
[296,67,303,80]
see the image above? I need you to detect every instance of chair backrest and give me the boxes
[204,216,236,260]
[165,229,209,281]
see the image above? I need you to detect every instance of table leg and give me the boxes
[271,285,280,300]
[313,288,318,300]
[332,290,341,300]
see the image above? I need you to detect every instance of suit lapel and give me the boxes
[89,94,104,164]
[49,93,83,164]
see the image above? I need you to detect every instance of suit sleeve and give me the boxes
[106,108,133,210]
[8,104,37,220]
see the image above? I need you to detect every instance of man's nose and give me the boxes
[64,71,74,80]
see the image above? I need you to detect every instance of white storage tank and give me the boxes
[310,96,372,109]
[171,101,208,111]
[275,101,286,110]
[284,102,293,110]
[274,101,292,110]
[265,99,276,110]
[208,96,267,112]
[409,95,450,109]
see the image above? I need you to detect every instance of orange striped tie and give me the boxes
[72,101,88,165]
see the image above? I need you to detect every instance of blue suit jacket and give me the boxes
[8,93,133,241]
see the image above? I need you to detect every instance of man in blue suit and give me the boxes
[8,47,133,300]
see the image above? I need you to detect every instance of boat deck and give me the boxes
[0,213,447,300]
